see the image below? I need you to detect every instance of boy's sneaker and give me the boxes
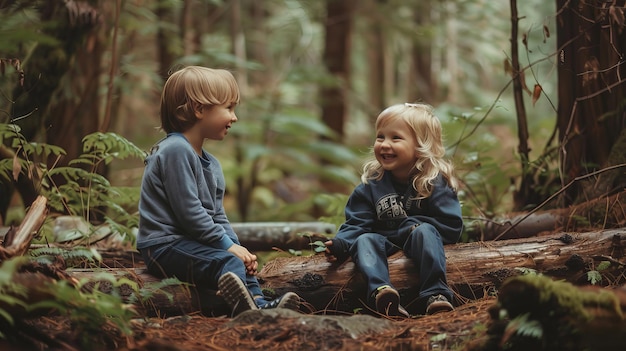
[425,294,454,315]
[374,286,410,318]
[218,272,258,316]
[257,292,301,311]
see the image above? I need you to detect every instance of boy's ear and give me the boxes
[193,103,204,118]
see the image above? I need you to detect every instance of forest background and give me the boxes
[1,1,626,349]
[1,0,625,251]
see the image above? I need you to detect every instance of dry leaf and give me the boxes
[532,84,542,106]
[504,59,512,76]
[12,154,20,181]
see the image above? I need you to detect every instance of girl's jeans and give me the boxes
[349,223,452,304]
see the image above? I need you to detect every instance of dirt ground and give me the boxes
[6,296,495,351]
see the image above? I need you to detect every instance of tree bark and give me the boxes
[259,229,626,314]
[57,228,624,317]
[556,0,626,206]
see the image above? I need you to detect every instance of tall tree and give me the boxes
[320,0,354,139]
[408,0,436,103]
[556,0,626,206]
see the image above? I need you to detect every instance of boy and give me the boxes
[137,66,300,316]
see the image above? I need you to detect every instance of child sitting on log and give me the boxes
[325,103,463,317]
[137,66,300,316]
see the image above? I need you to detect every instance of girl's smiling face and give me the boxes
[374,117,418,182]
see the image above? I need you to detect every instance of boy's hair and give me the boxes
[362,103,458,198]
[160,66,240,133]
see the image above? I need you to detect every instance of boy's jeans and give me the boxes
[140,237,263,297]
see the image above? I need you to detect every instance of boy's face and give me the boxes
[196,102,238,140]
[374,118,418,182]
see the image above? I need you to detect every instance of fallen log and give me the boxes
[258,228,626,314]
[0,195,48,260]
[472,190,626,241]
[52,228,626,317]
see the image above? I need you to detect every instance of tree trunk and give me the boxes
[364,0,385,113]
[408,0,436,103]
[556,0,626,206]
[320,0,354,139]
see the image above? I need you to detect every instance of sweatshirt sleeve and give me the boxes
[333,184,375,253]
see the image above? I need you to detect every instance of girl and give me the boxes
[137,66,300,316]
[325,103,463,317]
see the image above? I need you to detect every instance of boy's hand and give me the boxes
[228,244,258,274]
[324,240,337,262]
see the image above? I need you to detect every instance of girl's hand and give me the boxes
[324,240,337,262]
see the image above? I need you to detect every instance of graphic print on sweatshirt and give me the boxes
[376,194,407,228]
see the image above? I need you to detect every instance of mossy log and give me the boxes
[464,274,626,351]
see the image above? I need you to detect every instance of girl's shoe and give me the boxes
[374,286,410,318]
[257,292,301,311]
[218,272,258,316]
[425,294,454,315]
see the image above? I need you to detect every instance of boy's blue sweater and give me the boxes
[332,171,463,256]
[137,133,238,251]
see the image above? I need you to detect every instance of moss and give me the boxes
[509,274,622,321]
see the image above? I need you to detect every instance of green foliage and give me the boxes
[309,240,327,253]
[587,260,611,285]
[29,275,137,340]
[29,246,102,268]
[1,124,144,244]
[219,103,360,222]
[0,257,139,343]
[0,257,29,336]
[315,193,350,229]
[506,313,543,339]
[129,277,188,306]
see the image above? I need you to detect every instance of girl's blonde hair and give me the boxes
[160,66,240,133]
[362,103,458,198]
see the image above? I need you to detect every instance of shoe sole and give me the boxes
[218,272,258,315]
[376,288,401,316]
[426,301,454,315]
[275,292,300,311]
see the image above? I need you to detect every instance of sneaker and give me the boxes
[374,286,410,318]
[217,272,258,315]
[426,294,454,315]
[257,292,301,311]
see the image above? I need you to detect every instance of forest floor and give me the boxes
[19,296,495,351]
[5,224,626,350]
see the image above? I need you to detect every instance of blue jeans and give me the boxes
[140,237,263,297]
[349,223,452,304]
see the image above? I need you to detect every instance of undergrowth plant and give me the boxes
[1,123,146,244]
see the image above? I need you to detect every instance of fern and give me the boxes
[29,246,102,267]
[505,313,543,341]
[129,277,188,305]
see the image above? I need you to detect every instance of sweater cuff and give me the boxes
[212,235,235,250]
